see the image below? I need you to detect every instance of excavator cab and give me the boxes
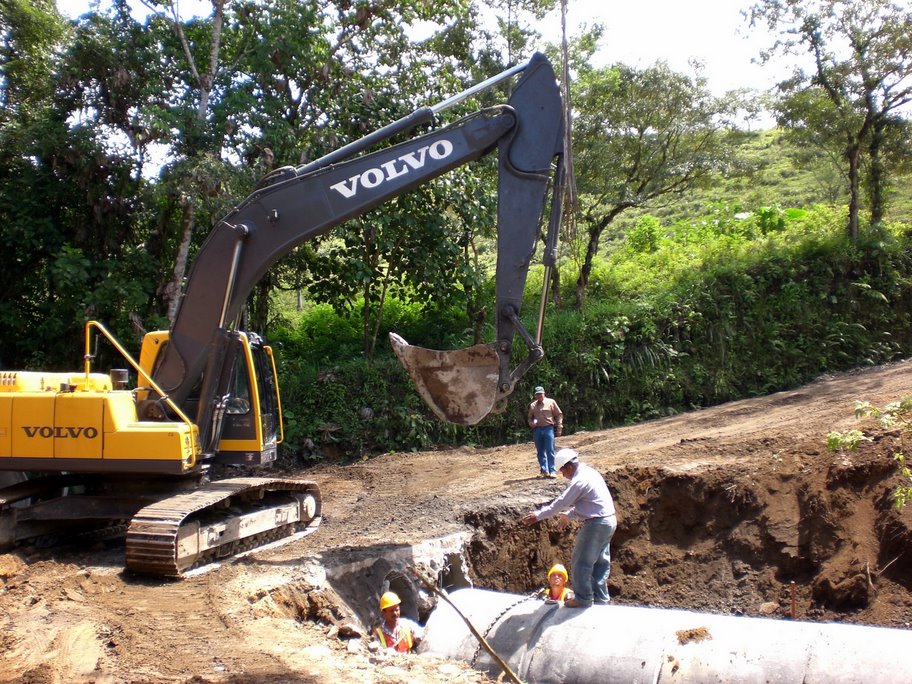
[137,330,283,467]
[196,333,283,466]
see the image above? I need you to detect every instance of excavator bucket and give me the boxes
[389,333,501,425]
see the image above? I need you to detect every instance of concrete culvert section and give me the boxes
[420,587,912,683]
[261,443,912,681]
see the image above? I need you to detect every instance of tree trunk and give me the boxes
[868,120,885,226]
[464,237,486,344]
[162,196,195,321]
[550,265,561,308]
[846,142,861,241]
[470,299,486,345]
[574,207,624,310]
[361,277,372,358]
[249,279,271,331]
[154,1,226,322]
[574,225,600,310]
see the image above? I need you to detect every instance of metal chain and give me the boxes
[469,590,542,667]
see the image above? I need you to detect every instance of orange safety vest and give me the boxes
[548,585,572,601]
[374,623,414,652]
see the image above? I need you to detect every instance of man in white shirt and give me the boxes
[521,448,617,608]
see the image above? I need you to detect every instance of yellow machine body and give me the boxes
[0,370,198,475]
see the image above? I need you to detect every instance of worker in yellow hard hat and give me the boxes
[544,563,574,602]
[373,591,423,653]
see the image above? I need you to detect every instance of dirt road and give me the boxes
[2,361,912,683]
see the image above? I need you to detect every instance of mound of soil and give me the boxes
[2,362,912,683]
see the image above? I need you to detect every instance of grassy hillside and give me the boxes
[268,127,912,463]
[614,128,912,233]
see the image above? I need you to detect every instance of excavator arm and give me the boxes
[152,52,564,429]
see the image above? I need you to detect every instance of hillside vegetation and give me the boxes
[269,129,912,463]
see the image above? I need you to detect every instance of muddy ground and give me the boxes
[2,361,912,683]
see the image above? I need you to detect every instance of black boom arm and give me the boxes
[152,53,565,424]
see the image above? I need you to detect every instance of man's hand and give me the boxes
[555,428,562,437]
[520,512,538,527]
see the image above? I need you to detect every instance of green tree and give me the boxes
[124,0,481,335]
[476,0,557,68]
[749,0,912,238]
[1,0,157,367]
[0,0,66,119]
[571,61,737,308]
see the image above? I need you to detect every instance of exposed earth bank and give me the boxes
[2,361,912,683]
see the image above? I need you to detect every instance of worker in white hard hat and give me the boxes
[373,591,423,652]
[520,448,617,608]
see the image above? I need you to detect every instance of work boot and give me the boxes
[563,598,591,608]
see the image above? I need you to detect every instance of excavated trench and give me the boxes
[267,451,912,680]
[464,462,912,622]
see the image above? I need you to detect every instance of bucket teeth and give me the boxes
[389,333,500,425]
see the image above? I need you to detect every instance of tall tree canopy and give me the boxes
[749,0,912,238]
[571,60,738,308]
[2,0,546,367]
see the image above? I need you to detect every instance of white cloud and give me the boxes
[537,0,789,96]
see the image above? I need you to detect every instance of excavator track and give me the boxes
[125,477,321,577]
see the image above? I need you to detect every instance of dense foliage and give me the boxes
[2,0,911,466]
[749,0,912,237]
[271,203,912,461]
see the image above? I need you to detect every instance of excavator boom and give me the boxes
[153,52,564,428]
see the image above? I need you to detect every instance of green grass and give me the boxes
[264,126,912,463]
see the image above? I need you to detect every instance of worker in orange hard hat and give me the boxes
[373,591,423,653]
[544,563,574,602]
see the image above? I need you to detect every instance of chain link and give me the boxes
[469,590,543,667]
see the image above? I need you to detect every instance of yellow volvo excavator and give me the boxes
[0,53,566,576]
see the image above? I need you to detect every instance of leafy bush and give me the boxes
[270,204,912,464]
[829,399,912,510]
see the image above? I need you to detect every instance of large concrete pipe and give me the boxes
[420,587,912,683]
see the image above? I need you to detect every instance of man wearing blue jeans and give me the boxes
[528,386,563,478]
[520,449,617,608]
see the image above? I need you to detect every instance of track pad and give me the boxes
[389,333,500,425]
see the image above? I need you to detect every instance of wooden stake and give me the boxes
[408,566,523,684]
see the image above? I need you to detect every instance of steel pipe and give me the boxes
[420,588,912,683]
